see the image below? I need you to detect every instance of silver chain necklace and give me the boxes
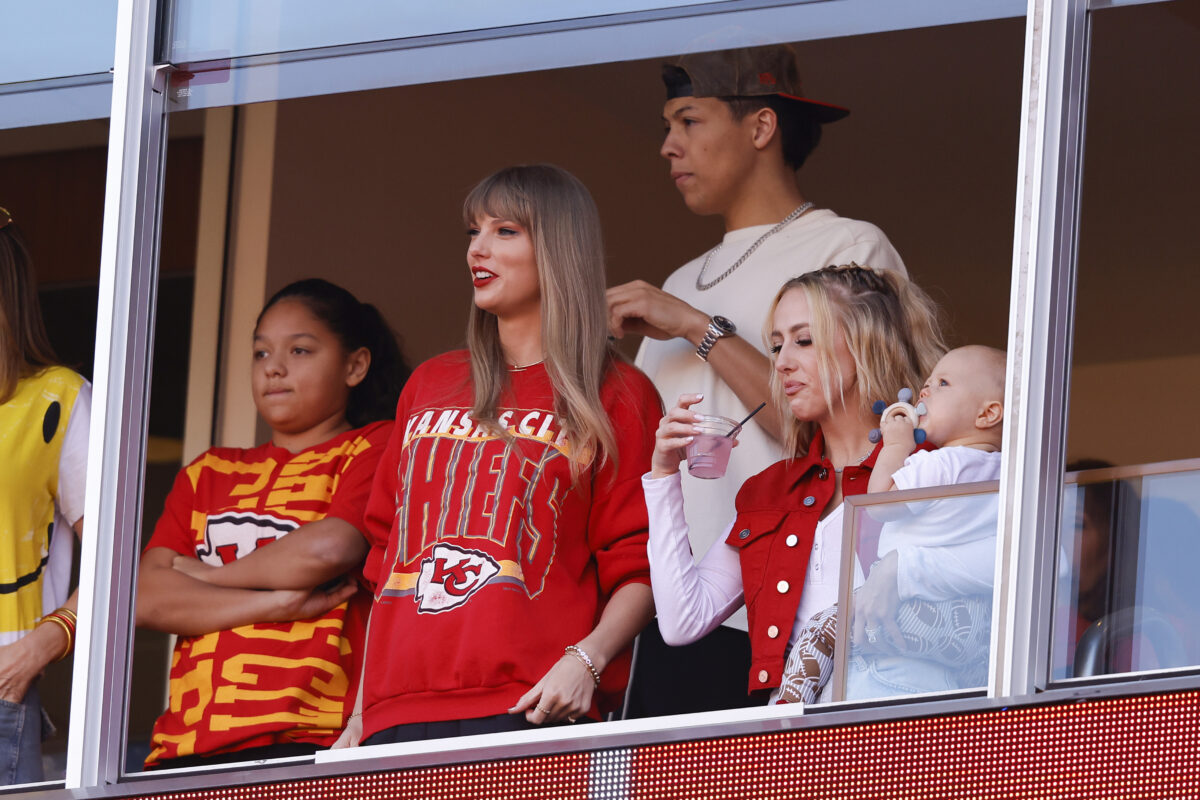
[694,201,814,291]
[833,445,875,473]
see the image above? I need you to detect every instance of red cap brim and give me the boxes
[779,92,851,123]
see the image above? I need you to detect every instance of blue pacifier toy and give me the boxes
[869,388,927,444]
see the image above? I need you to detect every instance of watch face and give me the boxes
[712,315,737,335]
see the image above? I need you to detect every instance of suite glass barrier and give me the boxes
[0,2,118,85]
[159,0,1027,112]
[121,13,1024,780]
[0,1,118,128]
[164,0,731,63]
[1065,2,1200,470]
[1053,0,1200,681]
[1053,460,1200,682]
[0,0,118,130]
[0,123,112,788]
[826,482,1000,704]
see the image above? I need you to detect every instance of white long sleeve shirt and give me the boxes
[642,470,845,700]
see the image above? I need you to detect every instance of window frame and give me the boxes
[158,0,1027,111]
[0,74,113,130]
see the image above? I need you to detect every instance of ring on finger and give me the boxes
[535,705,551,715]
[567,717,577,724]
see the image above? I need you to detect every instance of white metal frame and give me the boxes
[992,0,1091,699]
[69,0,167,787]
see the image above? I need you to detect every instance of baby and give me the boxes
[780,345,1006,704]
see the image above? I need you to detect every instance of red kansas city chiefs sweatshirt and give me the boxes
[359,351,660,738]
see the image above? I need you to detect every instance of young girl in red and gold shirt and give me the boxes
[136,279,408,768]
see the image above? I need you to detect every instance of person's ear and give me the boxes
[976,400,1004,430]
[345,347,371,388]
[750,107,780,152]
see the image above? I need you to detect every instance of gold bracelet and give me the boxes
[564,644,601,687]
[46,613,75,656]
[36,614,74,662]
[42,609,77,660]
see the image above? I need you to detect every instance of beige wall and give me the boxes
[1069,354,1200,468]
[261,19,1026,365]
[207,6,1198,469]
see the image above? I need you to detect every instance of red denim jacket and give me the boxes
[728,429,903,694]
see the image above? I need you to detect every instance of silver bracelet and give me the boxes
[564,644,601,687]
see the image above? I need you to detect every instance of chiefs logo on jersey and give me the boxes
[195,511,298,565]
[415,542,500,614]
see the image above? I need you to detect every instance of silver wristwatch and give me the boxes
[695,315,737,362]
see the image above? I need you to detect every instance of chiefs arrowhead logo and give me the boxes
[196,511,297,565]
[415,542,501,613]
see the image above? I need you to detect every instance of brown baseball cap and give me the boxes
[663,45,849,123]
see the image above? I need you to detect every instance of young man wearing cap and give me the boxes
[608,45,907,715]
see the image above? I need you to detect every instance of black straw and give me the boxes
[727,402,767,437]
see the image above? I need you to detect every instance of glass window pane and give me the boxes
[127,15,1025,774]
[0,120,108,787]
[1054,1,1200,682]
[0,2,118,85]
[1056,465,1200,680]
[163,0,1026,68]
[166,0,729,63]
[825,486,999,703]
[115,111,207,772]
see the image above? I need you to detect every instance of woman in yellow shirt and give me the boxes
[0,207,90,786]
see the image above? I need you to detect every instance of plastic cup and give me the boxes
[686,415,741,479]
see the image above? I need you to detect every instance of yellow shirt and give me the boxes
[0,366,85,638]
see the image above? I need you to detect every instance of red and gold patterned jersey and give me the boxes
[143,421,390,767]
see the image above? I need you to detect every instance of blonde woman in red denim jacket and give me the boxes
[643,265,945,702]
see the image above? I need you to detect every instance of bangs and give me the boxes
[462,171,533,230]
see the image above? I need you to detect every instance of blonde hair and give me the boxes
[0,218,61,404]
[765,264,946,457]
[462,165,617,473]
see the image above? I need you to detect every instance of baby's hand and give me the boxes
[879,413,917,450]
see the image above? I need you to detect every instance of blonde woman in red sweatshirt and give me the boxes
[352,165,660,744]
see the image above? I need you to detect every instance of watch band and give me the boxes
[696,317,734,362]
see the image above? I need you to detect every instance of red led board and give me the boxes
[631,692,1200,798]
[123,753,591,800]
[120,690,1200,799]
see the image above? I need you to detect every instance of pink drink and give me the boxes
[686,415,740,479]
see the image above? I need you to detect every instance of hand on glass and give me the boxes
[852,550,905,653]
[650,394,705,478]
